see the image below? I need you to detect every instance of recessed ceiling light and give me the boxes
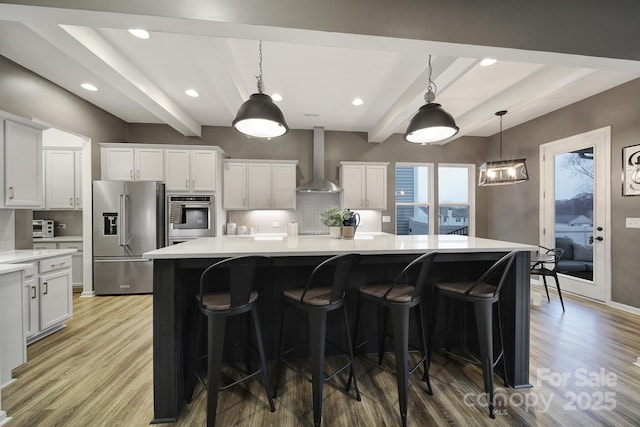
[271,93,283,102]
[81,83,98,91]
[352,97,364,106]
[128,29,150,39]
[480,58,497,67]
[185,89,199,98]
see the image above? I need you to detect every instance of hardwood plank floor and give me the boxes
[4,290,640,426]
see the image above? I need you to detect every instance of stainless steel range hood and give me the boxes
[296,126,341,192]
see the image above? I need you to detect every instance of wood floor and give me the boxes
[4,289,640,426]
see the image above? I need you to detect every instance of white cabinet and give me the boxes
[0,268,26,387]
[222,162,247,209]
[17,254,73,344]
[44,149,82,209]
[33,240,83,287]
[223,160,297,210]
[340,162,388,210]
[165,149,217,192]
[2,119,44,208]
[101,146,164,181]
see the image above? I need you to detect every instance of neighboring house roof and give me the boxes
[569,215,592,225]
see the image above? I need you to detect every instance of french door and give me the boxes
[539,127,611,302]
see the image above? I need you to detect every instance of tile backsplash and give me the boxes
[226,193,381,235]
[0,209,15,251]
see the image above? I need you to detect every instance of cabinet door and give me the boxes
[135,148,164,181]
[5,120,43,207]
[191,150,217,192]
[365,165,387,209]
[39,269,72,330]
[247,163,272,209]
[74,151,82,209]
[164,149,190,191]
[45,150,76,209]
[59,242,83,287]
[23,274,38,339]
[341,164,366,209]
[271,163,296,209]
[222,163,247,209]
[102,147,134,181]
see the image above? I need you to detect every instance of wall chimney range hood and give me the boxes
[296,126,341,192]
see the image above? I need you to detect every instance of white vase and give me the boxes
[329,226,342,239]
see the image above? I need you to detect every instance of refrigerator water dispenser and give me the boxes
[103,213,118,235]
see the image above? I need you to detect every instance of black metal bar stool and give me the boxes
[429,250,518,419]
[351,251,437,427]
[274,253,362,427]
[189,255,275,427]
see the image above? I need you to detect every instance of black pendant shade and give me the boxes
[232,93,289,138]
[404,102,459,144]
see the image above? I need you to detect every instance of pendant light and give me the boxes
[478,110,529,186]
[404,54,459,144]
[233,41,289,138]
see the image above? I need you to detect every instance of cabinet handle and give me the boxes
[9,186,14,199]
[31,285,36,299]
[137,170,140,179]
[186,179,189,189]
[192,179,195,189]
[43,282,48,295]
[76,197,80,206]
[70,197,74,206]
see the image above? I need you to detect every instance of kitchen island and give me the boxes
[144,233,536,423]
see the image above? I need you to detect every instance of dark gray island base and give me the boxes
[146,235,534,424]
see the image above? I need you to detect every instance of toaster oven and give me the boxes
[33,220,54,238]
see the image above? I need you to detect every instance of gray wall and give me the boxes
[484,77,640,308]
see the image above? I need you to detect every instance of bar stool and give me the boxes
[351,251,437,427]
[189,255,275,427]
[429,250,518,419]
[275,253,362,427]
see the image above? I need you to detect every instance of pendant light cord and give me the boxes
[256,40,264,94]
[425,54,436,103]
[495,110,507,160]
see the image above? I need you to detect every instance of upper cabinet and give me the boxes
[1,117,46,208]
[223,160,297,210]
[44,149,82,210]
[340,161,389,210]
[165,149,217,192]
[101,146,164,181]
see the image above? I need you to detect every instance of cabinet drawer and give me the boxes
[23,263,37,279]
[59,242,83,251]
[38,256,72,274]
[33,242,57,250]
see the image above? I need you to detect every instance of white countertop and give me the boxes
[0,249,77,264]
[33,236,83,243]
[144,233,537,259]
[0,263,32,275]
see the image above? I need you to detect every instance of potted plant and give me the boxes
[320,206,348,238]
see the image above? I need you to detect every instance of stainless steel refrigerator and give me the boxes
[92,180,165,294]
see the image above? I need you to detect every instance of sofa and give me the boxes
[555,237,593,274]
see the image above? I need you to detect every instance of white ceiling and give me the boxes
[2,4,640,143]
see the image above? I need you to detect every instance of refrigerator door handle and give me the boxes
[93,258,151,263]
[118,193,125,246]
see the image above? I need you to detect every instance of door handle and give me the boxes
[31,285,37,299]
[595,236,604,242]
[9,186,14,199]
[43,282,48,295]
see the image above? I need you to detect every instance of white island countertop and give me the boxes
[144,233,537,259]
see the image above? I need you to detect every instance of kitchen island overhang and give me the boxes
[144,234,536,424]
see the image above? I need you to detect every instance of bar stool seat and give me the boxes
[352,251,437,427]
[275,253,362,427]
[429,250,518,419]
[189,255,275,427]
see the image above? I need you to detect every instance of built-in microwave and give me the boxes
[166,194,216,244]
[33,219,54,238]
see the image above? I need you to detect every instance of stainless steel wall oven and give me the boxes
[167,193,216,244]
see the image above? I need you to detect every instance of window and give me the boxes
[395,163,433,235]
[395,163,475,236]
[437,164,475,235]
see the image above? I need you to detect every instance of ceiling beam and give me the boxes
[56,25,202,136]
[368,56,477,143]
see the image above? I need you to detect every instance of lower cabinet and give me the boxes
[33,240,83,287]
[22,254,73,344]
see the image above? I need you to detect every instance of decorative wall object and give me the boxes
[623,143,640,196]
